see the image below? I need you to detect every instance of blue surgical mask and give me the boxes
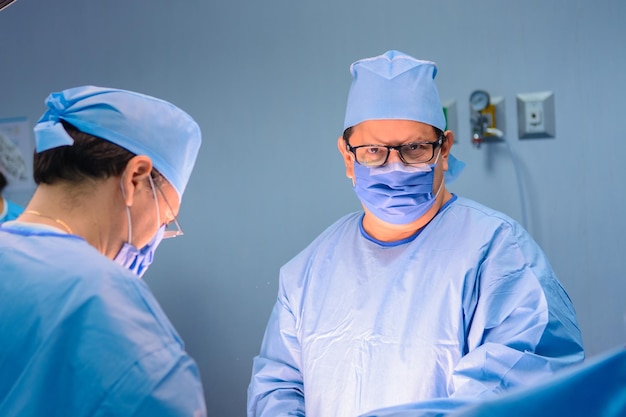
[113,175,164,278]
[114,225,165,277]
[353,154,443,225]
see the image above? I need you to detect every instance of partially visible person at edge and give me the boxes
[247,50,584,417]
[0,132,27,222]
[0,169,23,222]
[0,86,206,417]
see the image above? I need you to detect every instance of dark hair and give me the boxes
[0,170,7,193]
[342,125,445,144]
[33,121,136,185]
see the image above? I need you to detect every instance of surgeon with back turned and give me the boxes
[247,50,585,417]
[0,86,206,416]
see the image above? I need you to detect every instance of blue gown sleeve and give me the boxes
[247,295,305,417]
[450,223,584,398]
[94,343,207,417]
[0,198,23,222]
[447,347,626,417]
[360,348,626,417]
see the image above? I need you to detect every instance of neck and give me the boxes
[21,180,126,257]
[23,209,73,233]
[362,188,452,242]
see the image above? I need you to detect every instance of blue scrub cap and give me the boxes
[34,85,201,199]
[343,50,446,131]
[343,50,464,183]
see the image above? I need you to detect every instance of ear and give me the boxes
[337,136,355,181]
[120,155,153,207]
[441,130,455,172]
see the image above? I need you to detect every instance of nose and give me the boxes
[386,148,404,164]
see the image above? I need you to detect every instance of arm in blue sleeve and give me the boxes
[95,345,207,417]
[451,225,584,398]
[132,352,207,417]
[247,296,305,417]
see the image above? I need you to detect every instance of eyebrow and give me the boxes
[361,134,437,145]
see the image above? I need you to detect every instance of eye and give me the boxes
[355,145,388,166]
[405,143,427,151]
[365,146,383,154]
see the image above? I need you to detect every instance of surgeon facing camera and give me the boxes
[247,50,585,417]
[0,86,206,416]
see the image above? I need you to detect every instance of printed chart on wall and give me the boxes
[0,117,35,194]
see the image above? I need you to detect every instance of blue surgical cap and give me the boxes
[34,85,201,199]
[343,50,464,183]
[343,50,446,131]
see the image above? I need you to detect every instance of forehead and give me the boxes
[351,120,437,143]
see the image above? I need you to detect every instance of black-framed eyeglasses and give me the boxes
[154,182,184,239]
[346,136,444,167]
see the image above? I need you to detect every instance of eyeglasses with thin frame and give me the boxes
[346,136,444,167]
[154,182,184,239]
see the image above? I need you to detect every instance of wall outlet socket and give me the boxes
[517,91,555,139]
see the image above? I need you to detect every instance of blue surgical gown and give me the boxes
[247,196,584,417]
[0,223,207,417]
[445,347,626,417]
[0,197,23,222]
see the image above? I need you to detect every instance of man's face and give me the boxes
[336,119,455,238]
[338,119,452,183]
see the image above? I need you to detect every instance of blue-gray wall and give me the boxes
[1,1,624,414]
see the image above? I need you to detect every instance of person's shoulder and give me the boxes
[99,348,206,417]
[5,199,24,220]
[55,257,183,366]
[448,196,520,227]
[437,196,532,244]
[72,258,179,344]
[0,229,178,344]
[279,211,361,270]
[293,212,361,253]
[320,211,362,236]
[0,230,191,415]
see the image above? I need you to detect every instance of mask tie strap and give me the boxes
[433,176,445,200]
[147,175,161,229]
[120,176,133,244]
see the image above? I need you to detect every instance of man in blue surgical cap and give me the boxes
[247,51,585,417]
[0,86,206,416]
